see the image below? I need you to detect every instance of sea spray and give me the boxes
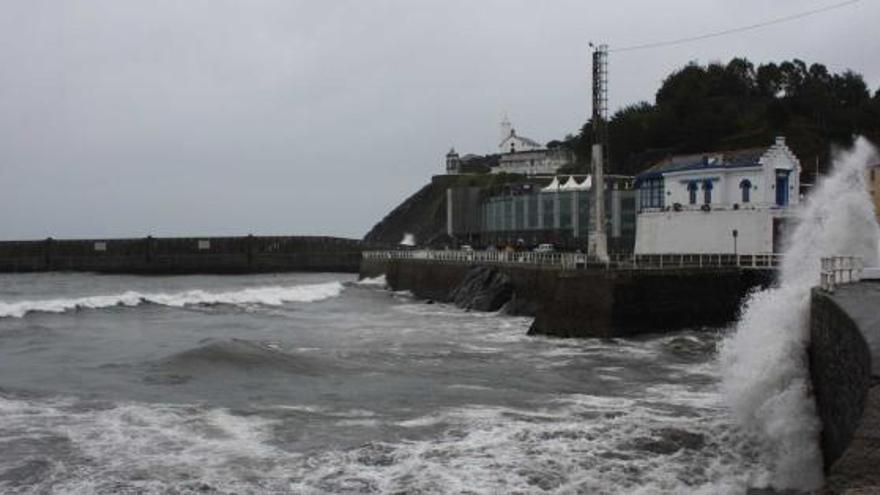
[720,137,880,490]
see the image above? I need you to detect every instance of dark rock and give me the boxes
[449,266,514,312]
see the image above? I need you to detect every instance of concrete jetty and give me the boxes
[0,236,369,274]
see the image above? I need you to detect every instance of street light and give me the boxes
[732,229,739,258]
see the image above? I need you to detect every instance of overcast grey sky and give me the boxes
[1,0,877,240]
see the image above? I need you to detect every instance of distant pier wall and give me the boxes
[0,236,369,274]
[809,283,880,492]
[360,257,774,337]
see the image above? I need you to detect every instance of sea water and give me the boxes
[0,271,770,494]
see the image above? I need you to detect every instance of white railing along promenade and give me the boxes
[363,250,781,271]
[820,256,864,292]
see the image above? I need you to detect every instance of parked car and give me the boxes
[534,243,555,253]
[460,245,474,252]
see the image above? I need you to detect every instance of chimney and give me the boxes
[775,136,786,146]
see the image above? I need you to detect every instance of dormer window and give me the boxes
[740,179,752,203]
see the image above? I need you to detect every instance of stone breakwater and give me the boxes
[360,258,774,338]
[0,236,371,274]
[809,282,880,493]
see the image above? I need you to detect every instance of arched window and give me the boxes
[687,181,698,205]
[740,179,752,203]
[702,180,713,205]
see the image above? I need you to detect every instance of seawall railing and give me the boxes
[363,250,781,271]
[820,256,864,292]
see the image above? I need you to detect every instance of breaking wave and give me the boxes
[720,137,880,490]
[0,281,344,318]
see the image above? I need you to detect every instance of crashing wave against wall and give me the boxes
[720,137,880,491]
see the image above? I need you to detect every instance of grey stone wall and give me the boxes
[808,284,880,492]
[0,236,367,274]
[360,258,773,338]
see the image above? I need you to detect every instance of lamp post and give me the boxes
[732,229,738,259]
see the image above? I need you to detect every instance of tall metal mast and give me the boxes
[588,43,609,262]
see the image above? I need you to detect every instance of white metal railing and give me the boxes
[362,250,781,271]
[820,256,863,292]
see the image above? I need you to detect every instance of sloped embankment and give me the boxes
[363,175,502,246]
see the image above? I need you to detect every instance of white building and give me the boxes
[494,115,570,175]
[634,137,801,255]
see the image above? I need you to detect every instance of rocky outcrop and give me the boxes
[450,266,514,312]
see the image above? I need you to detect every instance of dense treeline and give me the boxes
[557,58,880,180]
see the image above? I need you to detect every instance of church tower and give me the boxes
[445,147,461,174]
[500,113,513,142]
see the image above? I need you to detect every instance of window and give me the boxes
[702,180,713,205]
[687,181,698,205]
[775,170,790,206]
[740,179,752,203]
[639,178,664,209]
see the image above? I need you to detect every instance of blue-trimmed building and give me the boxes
[634,137,801,254]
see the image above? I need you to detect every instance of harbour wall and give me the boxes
[360,258,774,337]
[0,236,369,274]
[808,283,880,492]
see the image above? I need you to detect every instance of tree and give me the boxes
[561,57,880,178]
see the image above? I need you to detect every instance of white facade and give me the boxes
[495,149,570,175]
[634,137,801,255]
[499,131,542,154]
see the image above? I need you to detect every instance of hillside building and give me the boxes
[493,116,571,176]
[634,137,801,255]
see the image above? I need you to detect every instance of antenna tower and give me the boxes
[591,44,609,166]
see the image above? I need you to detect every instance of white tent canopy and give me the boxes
[542,175,592,192]
[541,177,561,193]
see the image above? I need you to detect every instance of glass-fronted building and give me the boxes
[477,177,636,253]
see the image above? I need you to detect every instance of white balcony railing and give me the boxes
[820,256,863,292]
[362,250,781,271]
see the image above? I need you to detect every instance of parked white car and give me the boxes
[534,243,555,253]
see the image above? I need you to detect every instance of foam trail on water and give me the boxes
[0,281,344,318]
[720,137,879,490]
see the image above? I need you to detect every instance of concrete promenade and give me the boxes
[810,278,880,493]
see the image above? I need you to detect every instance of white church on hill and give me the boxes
[493,115,571,176]
[634,137,801,255]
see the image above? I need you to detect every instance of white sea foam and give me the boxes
[0,281,345,318]
[720,137,880,490]
[356,274,387,287]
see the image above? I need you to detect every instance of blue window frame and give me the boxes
[687,181,698,204]
[775,171,789,206]
[740,179,752,203]
[639,178,664,209]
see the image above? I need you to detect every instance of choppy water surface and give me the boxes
[0,272,770,493]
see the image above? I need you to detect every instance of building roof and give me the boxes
[500,130,542,149]
[636,147,767,181]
